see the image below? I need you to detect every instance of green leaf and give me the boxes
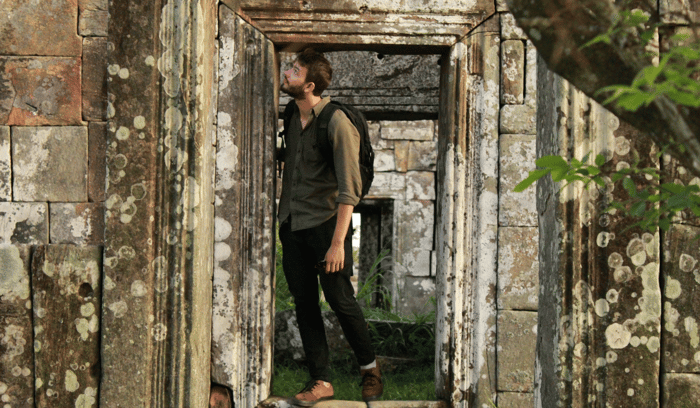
[662,183,685,194]
[587,167,601,177]
[551,167,568,182]
[595,154,606,166]
[623,177,637,196]
[536,155,568,168]
[659,218,671,231]
[514,169,550,192]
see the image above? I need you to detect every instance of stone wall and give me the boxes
[0,1,107,407]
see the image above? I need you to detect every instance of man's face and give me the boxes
[281,61,309,99]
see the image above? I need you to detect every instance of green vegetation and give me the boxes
[272,358,435,401]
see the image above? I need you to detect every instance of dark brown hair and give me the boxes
[296,48,333,96]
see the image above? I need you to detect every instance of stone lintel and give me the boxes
[366,173,406,199]
[12,126,88,202]
[381,120,435,141]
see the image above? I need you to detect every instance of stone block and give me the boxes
[0,0,81,56]
[407,141,437,171]
[395,200,434,253]
[497,311,537,392]
[497,392,534,408]
[82,38,109,121]
[369,122,391,149]
[497,0,509,12]
[0,246,34,407]
[660,0,699,24]
[0,203,48,244]
[398,276,436,316]
[405,171,436,201]
[274,310,351,363]
[88,122,107,202]
[374,149,396,172]
[500,104,536,134]
[79,0,109,36]
[366,173,405,199]
[501,13,526,40]
[524,41,538,107]
[31,245,102,408]
[394,141,410,172]
[50,203,105,245]
[501,41,525,105]
[662,374,700,407]
[0,127,9,200]
[0,57,82,126]
[662,224,700,373]
[498,227,538,311]
[398,249,432,277]
[499,134,537,226]
[12,127,88,202]
[380,120,434,141]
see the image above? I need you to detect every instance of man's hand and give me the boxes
[324,242,345,273]
[323,203,354,273]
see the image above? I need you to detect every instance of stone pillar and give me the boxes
[211,6,277,406]
[535,58,661,408]
[435,15,500,408]
[100,0,216,406]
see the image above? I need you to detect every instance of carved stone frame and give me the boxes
[102,1,500,407]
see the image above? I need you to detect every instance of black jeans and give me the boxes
[279,217,375,382]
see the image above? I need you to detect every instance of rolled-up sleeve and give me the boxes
[328,111,362,206]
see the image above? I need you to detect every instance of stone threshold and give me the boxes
[258,397,447,407]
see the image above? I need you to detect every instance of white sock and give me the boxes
[360,360,376,370]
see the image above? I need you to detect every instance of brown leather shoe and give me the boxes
[360,366,383,402]
[291,380,334,407]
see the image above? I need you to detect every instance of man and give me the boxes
[278,48,383,406]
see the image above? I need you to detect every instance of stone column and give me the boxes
[535,58,661,408]
[435,15,500,408]
[100,0,216,406]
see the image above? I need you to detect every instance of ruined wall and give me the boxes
[0,1,107,406]
[534,1,700,406]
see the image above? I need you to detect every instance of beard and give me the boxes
[281,81,305,99]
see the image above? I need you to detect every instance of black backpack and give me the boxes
[278,100,375,199]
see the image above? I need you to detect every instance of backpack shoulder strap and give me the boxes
[315,102,341,165]
[282,101,297,135]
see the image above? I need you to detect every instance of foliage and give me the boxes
[516,6,700,230]
[515,153,700,233]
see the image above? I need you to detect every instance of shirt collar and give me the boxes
[311,96,331,117]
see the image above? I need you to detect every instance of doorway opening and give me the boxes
[270,50,441,402]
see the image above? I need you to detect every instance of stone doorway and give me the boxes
[211,3,500,407]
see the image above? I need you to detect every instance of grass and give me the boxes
[272,359,436,401]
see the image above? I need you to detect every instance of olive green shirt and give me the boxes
[278,97,362,231]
